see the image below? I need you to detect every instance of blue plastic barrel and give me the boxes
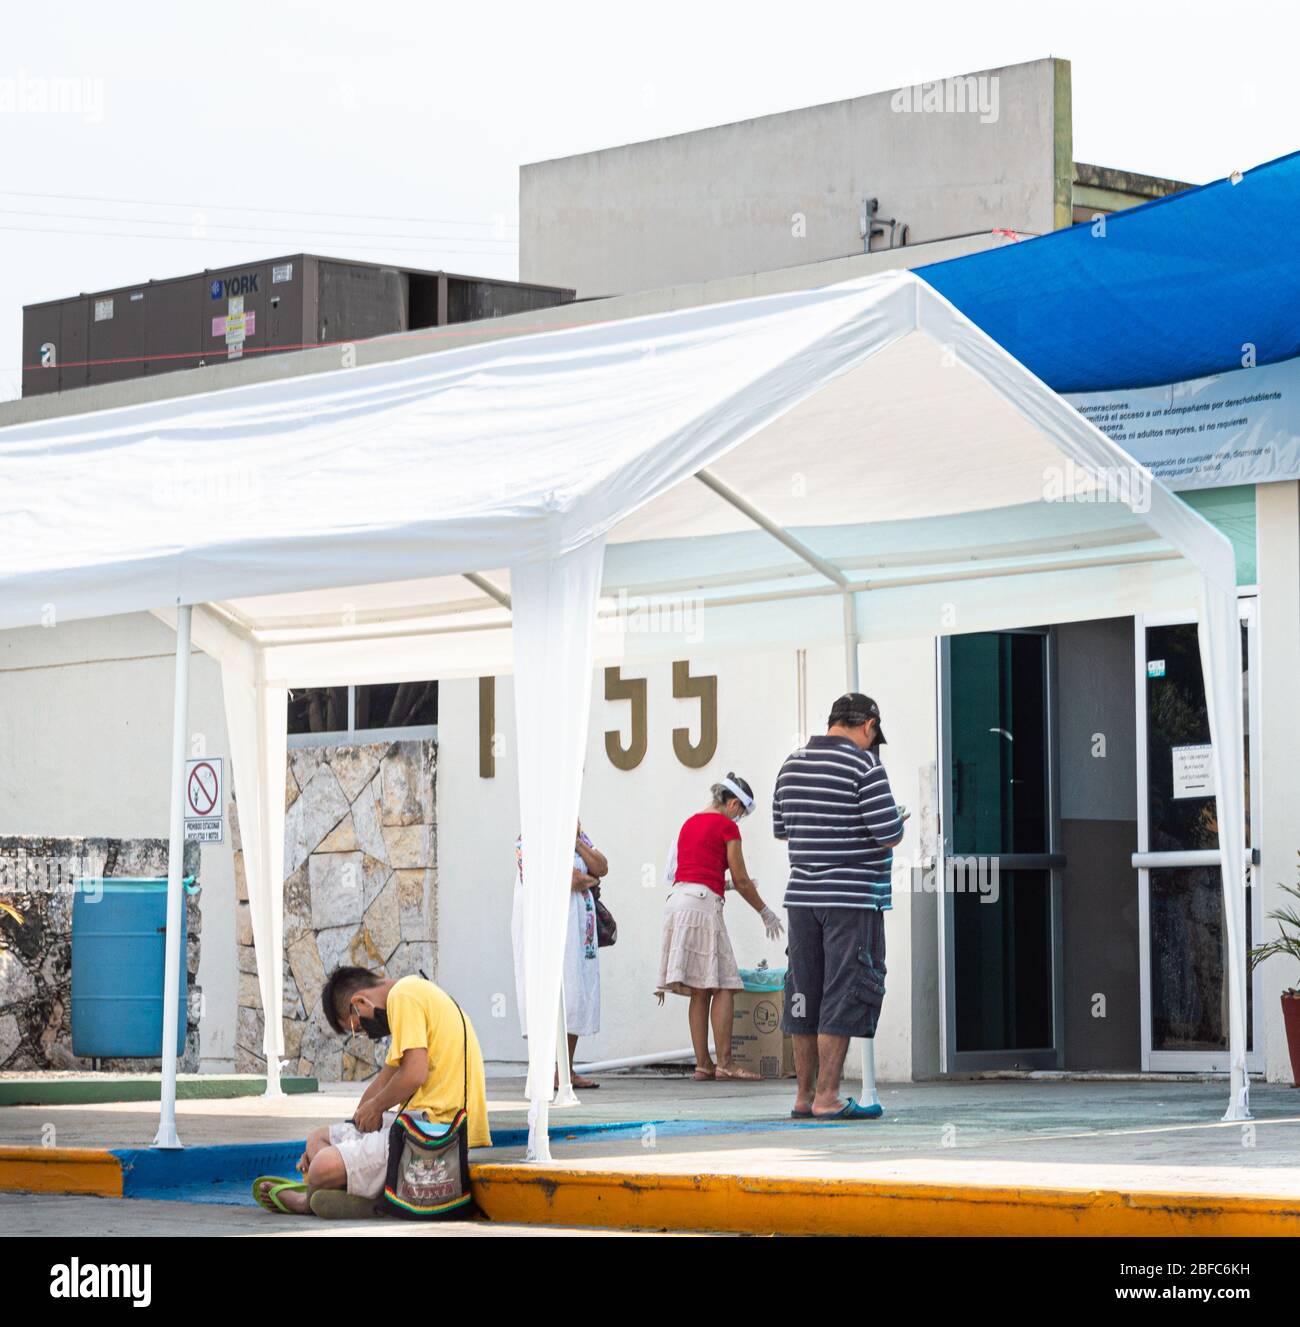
[71,878,194,1058]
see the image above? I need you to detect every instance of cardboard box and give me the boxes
[730,988,795,1078]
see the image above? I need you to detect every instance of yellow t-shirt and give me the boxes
[384,976,492,1148]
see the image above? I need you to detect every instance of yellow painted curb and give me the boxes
[0,1146,123,1198]
[470,1165,1300,1237]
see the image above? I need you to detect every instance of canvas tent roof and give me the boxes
[922,150,1300,392]
[0,268,1251,1153]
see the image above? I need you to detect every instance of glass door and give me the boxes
[939,629,1064,1071]
[1134,600,1261,1072]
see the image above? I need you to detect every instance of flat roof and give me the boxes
[0,231,1012,427]
[23,253,573,311]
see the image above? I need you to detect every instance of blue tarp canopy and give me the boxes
[920,150,1300,393]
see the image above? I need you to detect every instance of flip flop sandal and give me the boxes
[693,1068,716,1080]
[810,1097,884,1122]
[716,1067,762,1081]
[252,1176,307,1214]
[790,1108,813,1118]
[309,1189,381,1220]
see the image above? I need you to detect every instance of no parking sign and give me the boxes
[184,757,224,843]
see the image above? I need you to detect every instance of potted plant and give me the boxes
[1248,851,1300,1085]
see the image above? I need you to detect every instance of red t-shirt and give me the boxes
[674,812,740,896]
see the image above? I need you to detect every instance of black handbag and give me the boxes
[375,999,475,1219]
[590,883,618,948]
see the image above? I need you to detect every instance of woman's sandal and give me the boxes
[693,1065,716,1080]
[715,1065,762,1081]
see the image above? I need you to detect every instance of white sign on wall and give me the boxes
[1171,743,1215,800]
[184,756,224,842]
[1067,357,1300,491]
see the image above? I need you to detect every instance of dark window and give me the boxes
[287,687,348,735]
[355,681,438,730]
[286,682,438,736]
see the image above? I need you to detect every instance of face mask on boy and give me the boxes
[352,1002,389,1039]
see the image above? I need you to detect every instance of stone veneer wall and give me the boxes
[0,837,202,1071]
[232,739,436,1080]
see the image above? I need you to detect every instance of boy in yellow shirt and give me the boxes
[255,968,491,1216]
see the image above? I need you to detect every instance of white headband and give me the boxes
[720,776,754,810]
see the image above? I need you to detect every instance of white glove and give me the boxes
[760,906,785,942]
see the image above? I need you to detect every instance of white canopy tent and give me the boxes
[0,269,1251,1157]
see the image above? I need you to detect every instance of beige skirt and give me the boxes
[656,884,744,995]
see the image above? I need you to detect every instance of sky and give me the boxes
[0,0,1293,399]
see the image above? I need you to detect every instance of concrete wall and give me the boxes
[857,637,941,1081]
[520,59,1070,297]
[437,638,936,1082]
[0,613,238,1071]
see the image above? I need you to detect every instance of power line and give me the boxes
[0,220,517,257]
[0,187,519,230]
[0,205,517,246]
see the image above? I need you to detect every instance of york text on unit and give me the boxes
[210,274,260,299]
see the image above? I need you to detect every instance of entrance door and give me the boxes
[1134,601,1262,1072]
[939,629,1064,1071]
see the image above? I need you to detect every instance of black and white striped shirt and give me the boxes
[773,735,903,910]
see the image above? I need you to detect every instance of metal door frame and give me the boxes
[1133,594,1263,1073]
[938,627,1065,1073]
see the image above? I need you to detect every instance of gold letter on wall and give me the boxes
[478,676,495,778]
[604,667,648,770]
[673,660,717,768]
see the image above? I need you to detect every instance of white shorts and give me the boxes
[327,1112,417,1198]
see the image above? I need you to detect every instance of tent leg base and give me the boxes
[1222,1074,1252,1122]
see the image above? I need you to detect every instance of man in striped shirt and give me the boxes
[774,693,905,1121]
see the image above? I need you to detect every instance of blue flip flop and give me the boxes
[810,1097,883,1122]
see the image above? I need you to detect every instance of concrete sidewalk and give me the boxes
[3,1075,1299,1235]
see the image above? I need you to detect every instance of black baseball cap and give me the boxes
[828,692,887,745]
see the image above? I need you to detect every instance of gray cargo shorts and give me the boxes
[781,906,886,1039]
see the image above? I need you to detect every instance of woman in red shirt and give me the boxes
[656,773,784,1081]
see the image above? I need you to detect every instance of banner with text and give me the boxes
[1066,358,1300,491]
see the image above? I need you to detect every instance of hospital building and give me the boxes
[1,56,1296,1098]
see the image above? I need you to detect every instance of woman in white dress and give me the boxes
[512,822,607,1089]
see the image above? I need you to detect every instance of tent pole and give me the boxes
[842,590,860,691]
[1198,581,1251,1122]
[152,604,192,1150]
[554,984,578,1105]
[842,590,881,1107]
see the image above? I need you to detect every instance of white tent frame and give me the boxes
[0,270,1251,1158]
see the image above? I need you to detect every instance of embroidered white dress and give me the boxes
[511,831,601,1038]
